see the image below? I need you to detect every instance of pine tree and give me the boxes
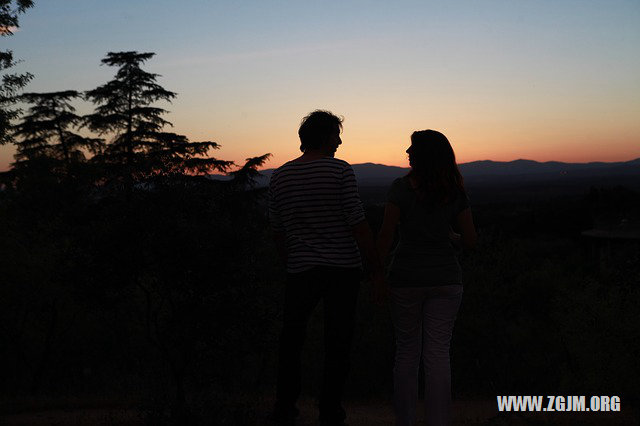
[230,153,272,188]
[12,90,102,171]
[84,51,231,180]
[0,0,34,145]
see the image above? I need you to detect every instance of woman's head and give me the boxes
[298,110,343,154]
[407,130,464,201]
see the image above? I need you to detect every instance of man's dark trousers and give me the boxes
[274,266,361,423]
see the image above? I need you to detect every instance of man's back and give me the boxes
[268,110,384,426]
[268,157,365,273]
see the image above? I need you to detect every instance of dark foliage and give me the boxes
[0,46,280,423]
[0,173,280,420]
[0,0,34,144]
[3,182,638,424]
[7,91,103,182]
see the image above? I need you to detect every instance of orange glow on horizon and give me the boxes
[1,134,638,173]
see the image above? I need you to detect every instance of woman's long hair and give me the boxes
[407,130,464,203]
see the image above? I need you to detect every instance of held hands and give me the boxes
[370,272,389,306]
[449,227,462,252]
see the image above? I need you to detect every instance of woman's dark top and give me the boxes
[386,176,469,287]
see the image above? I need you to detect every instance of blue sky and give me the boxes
[2,0,639,170]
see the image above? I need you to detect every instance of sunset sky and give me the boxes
[2,0,639,171]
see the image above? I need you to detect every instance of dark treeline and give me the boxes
[0,47,280,424]
[4,160,639,425]
[2,51,249,189]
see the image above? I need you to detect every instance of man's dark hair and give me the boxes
[298,110,343,152]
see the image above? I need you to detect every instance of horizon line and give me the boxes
[258,155,640,171]
[1,155,639,174]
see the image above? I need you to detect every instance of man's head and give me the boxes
[298,110,343,155]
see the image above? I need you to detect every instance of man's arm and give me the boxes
[352,220,383,276]
[339,163,386,301]
[272,230,287,265]
[352,220,386,304]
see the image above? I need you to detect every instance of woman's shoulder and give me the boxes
[390,175,410,188]
[387,176,411,205]
[451,188,470,212]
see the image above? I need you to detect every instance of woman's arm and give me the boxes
[376,202,401,264]
[456,207,477,249]
[368,202,400,305]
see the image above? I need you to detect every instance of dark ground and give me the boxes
[1,176,639,425]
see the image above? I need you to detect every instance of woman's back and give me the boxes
[386,176,469,287]
[376,129,476,426]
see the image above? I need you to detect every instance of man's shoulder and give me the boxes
[270,160,299,178]
[274,157,351,172]
[324,157,354,172]
[327,157,350,166]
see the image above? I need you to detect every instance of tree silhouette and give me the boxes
[0,44,280,422]
[12,91,103,172]
[84,51,231,180]
[230,153,272,188]
[0,0,33,145]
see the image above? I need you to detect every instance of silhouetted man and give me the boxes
[268,110,384,426]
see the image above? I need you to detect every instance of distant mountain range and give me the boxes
[234,157,640,187]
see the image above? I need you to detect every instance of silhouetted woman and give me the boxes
[376,130,476,426]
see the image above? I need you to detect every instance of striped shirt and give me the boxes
[268,157,365,273]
